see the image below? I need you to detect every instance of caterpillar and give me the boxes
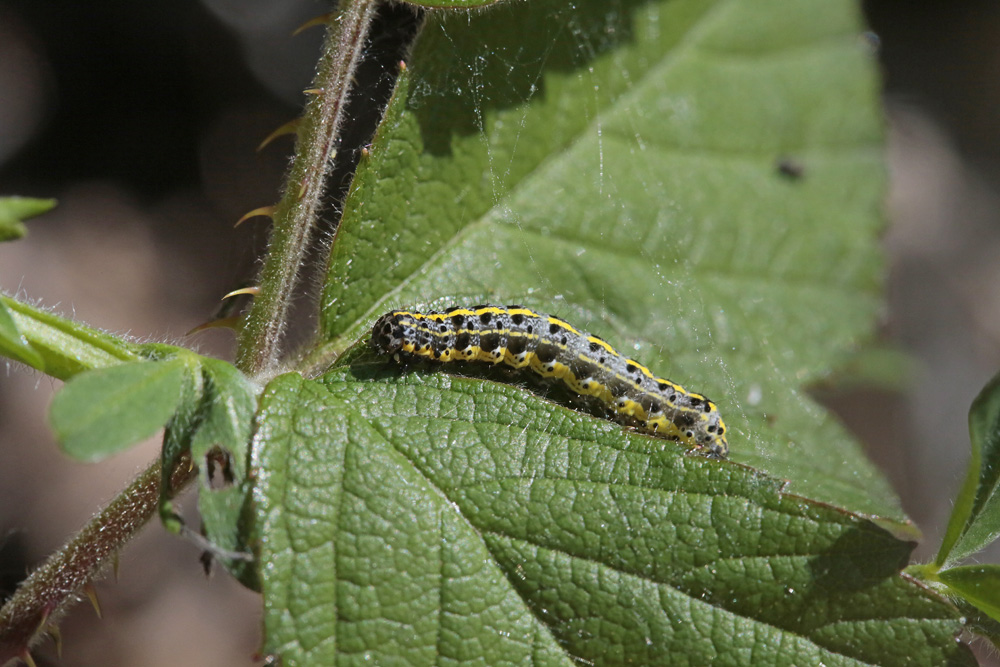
[370,305,728,458]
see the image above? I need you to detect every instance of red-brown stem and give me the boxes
[0,456,196,663]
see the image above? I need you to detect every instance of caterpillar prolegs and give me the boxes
[370,305,728,458]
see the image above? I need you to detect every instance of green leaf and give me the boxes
[191,358,259,586]
[0,196,56,242]
[0,295,140,378]
[317,0,897,520]
[158,356,206,531]
[936,370,1000,565]
[190,359,256,486]
[50,358,189,462]
[940,564,1000,624]
[0,299,43,368]
[254,0,959,661]
[253,370,971,666]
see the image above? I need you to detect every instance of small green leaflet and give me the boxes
[50,358,191,462]
[0,196,56,242]
[936,369,1000,565]
[165,358,258,587]
[940,565,1000,624]
[46,344,258,581]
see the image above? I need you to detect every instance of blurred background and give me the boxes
[1,0,999,664]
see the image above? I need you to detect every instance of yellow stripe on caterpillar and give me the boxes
[370,304,728,458]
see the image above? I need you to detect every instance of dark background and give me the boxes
[2,1,999,664]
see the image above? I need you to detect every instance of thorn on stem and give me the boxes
[82,583,102,619]
[186,315,243,336]
[235,206,276,228]
[257,120,301,152]
[293,13,332,36]
[223,286,261,301]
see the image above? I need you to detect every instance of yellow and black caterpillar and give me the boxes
[370,305,728,457]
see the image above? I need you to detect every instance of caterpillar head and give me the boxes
[371,312,411,355]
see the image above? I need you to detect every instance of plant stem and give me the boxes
[0,456,196,664]
[2,2,383,658]
[236,0,380,376]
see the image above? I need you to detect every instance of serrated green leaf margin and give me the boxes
[0,196,55,242]
[940,565,1000,624]
[936,369,1000,565]
[252,369,972,666]
[50,358,190,462]
[317,0,898,518]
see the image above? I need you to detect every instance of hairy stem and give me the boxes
[2,2,382,658]
[0,456,196,664]
[236,0,380,376]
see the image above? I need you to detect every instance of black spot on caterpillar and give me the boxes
[370,305,728,458]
